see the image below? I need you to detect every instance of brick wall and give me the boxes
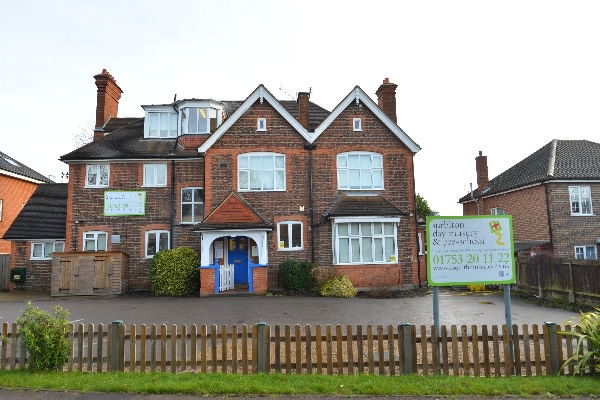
[66,159,203,291]
[0,175,39,254]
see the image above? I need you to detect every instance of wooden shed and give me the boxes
[51,251,129,296]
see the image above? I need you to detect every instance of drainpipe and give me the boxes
[170,160,175,249]
[304,143,317,263]
[544,182,554,252]
[411,156,422,289]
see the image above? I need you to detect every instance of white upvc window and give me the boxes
[181,187,204,224]
[143,163,167,187]
[353,118,362,131]
[31,241,65,260]
[147,112,178,138]
[337,152,384,190]
[84,231,108,251]
[146,230,170,258]
[182,107,219,134]
[418,232,424,255]
[277,221,303,251]
[569,186,593,215]
[86,164,109,187]
[333,217,399,264]
[574,245,597,260]
[257,118,267,131]
[238,153,286,191]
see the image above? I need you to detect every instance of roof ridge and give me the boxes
[547,139,558,177]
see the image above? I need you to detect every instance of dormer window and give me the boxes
[182,107,220,134]
[257,118,267,131]
[147,112,177,138]
[353,118,362,131]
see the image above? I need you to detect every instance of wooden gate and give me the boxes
[0,255,9,291]
[219,263,234,291]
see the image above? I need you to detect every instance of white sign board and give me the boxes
[104,191,146,216]
[427,215,515,286]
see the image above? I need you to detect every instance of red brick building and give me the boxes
[55,70,424,294]
[460,141,600,260]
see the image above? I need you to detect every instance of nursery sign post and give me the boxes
[426,215,516,372]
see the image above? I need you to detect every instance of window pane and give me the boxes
[275,170,284,189]
[147,234,156,256]
[581,187,592,214]
[374,238,384,261]
[351,238,360,262]
[360,155,372,168]
[32,243,42,258]
[182,189,192,202]
[193,188,203,201]
[350,223,359,235]
[262,171,274,189]
[275,156,284,169]
[250,171,262,190]
[193,203,204,221]
[156,165,166,185]
[373,170,383,188]
[338,170,347,188]
[291,223,302,248]
[98,234,107,251]
[349,170,360,189]
[188,108,198,133]
[169,113,177,133]
[55,242,64,252]
[337,155,347,168]
[279,224,289,248]
[44,243,53,258]
[374,223,382,235]
[586,246,596,260]
[239,156,248,169]
[159,233,169,251]
[99,165,109,186]
[360,169,372,188]
[385,237,395,262]
[339,238,350,263]
[338,224,348,236]
[239,170,249,189]
[87,166,97,186]
[262,156,274,169]
[160,114,169,137]
[145,165,155,184]
[384,223,394,235]
[182,204,193,222]
[348,154,360,168]
[149,113,159,136]
[361,223,372,235]
[250,156,261,169]
[362,237,373,262]
[84,239,95,251]
[373,155,383,168]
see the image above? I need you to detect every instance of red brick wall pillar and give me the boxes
[252,266,268,294]
[199,267,215,297]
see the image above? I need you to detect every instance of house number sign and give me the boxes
[104,191,146,216]
[426,215,515,286]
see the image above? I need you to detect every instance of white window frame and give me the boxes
[337,152,384,190]
[257,118,267,131]
[238,152,286,191]
[332,217,399,265]
[30,241,65,260]
[181,187,204,224]
[145,230,170,258]
[490,207,505,215]
[574,245,597,260]
[418,232,423,255]
[353,118,362,131]
[277,221,303,251]
[569,186,593,216]
[83,231,108,251]
[143,163,167,187]
[86,164,110,188]
[146,111,178,138]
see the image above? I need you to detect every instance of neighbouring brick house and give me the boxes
[459,140,600,260]
[0,151,53,289]
[54,70,424,295]
[2,183,67,290]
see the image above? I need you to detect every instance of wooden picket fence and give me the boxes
[0,322,594,376]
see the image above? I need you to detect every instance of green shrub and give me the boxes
[320,275,357,298]
[561,307,600,375]
[150,247,200,296]
[16,302,70,371]
[279,260,316,292]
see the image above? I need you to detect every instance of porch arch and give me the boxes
[199,229,269,266]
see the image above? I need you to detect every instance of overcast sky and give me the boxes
[1,1,599,215]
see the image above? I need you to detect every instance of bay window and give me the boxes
[333,218,399,264]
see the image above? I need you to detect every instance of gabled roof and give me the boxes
[3,183,67,240]
[325,194,408,218]
[194,192,272,231]
[459,139,600,203]
[60,118,201,162]
[313,86,421,153]
[198,85,314,153]
[0,150,53,183]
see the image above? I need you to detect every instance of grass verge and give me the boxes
[0,371,598,396]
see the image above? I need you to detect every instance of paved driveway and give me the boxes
[0,287,579,328]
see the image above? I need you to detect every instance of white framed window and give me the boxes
[143,163,167,187]
[146,230,170,258]
[333,217,399,264]
[353,118,362,131]
[181,187,204,224]
[418,232,423,255]
[277,221,303,250]
[490,207,505,215]
[569,186,593,215]
[86,164,109,187]
[182,107,219,134]
[575,245,597,260]
[337,152,384,190]
[31,241,65,260]
[84,231,108,251]
[238,153,285,191]
[147,112,178,138]
[257,118,267,131]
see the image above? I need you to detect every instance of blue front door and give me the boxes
[228,236,248,284]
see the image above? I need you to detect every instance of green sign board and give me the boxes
[426,215,515,286]
[104,191,146,216]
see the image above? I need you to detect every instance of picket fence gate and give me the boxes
[0,322,594,376]
[219,264,234,292]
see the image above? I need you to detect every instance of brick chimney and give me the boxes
[476,151,489,194]
[297,92,310,129]
[93,69,123,141]
[375,77,398,123]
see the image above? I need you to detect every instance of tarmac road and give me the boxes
[0,287,580,328]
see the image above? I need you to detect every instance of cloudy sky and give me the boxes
[1,1,598,215]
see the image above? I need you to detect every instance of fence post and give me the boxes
[256,322,266,373]
[401,323,413,374]
[545,322,560,375]
[110,320,123,372]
